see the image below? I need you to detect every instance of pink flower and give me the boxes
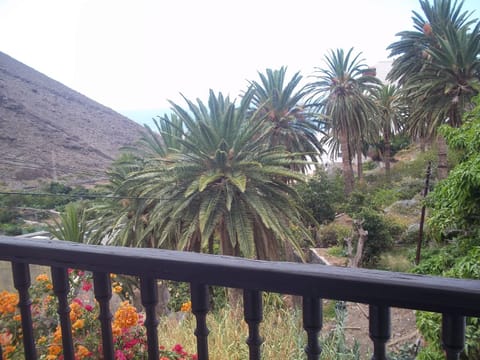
[84,304,93,312]
[82,280,92,291]
[115,350,127,360]
[73,298,83,306]
[173,344,183,353]
[124,338,140,349]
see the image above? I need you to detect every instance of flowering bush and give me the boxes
[0,270,196,359]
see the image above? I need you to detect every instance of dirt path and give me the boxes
[313,249,420,358]
[342,303,419,357]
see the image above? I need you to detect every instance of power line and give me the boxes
[0,191,171,201]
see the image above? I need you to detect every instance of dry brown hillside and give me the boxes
[0,51,144,188]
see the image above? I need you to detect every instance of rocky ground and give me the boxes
[315,248,420,358]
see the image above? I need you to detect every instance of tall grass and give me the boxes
[157,302,360,359]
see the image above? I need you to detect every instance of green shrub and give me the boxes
[396,177,425,200]
[371,187,399,209]
[413,236,480,359]
[297,169,345,224]
[0,209,17,224]
[1,223,23,236]
[363,160,377,171]
[316,223,351,248]
[377,251,413,272]
[354,208,394,267]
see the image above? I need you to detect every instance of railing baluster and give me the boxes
[51,267,74,360]
[369,304,390,360]
[243,289,263,360]
[93,272,114,360]
[191,283,210,360]
[140,277,159,360]
[303,296,322,360]
[442,313,466,360]
[12,262,37,360]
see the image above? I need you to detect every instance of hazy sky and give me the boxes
[1,0,478,119]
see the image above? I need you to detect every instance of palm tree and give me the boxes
[49,203,87,243]
[372,83,406,178]
[96,91,313,260]
[307,48,379,195]
[88,115,184,249]
[387,0,476,85]
[387,0,480,178]
[245,67,325,173]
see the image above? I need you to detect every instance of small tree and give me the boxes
[49,203,87,243]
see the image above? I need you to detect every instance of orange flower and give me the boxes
[113,301,139,329]
[0,291,19,314]
[113,285,123,294]
[180,300,192,312]
[35,273,50,282]
[69,302,83,321]
[75,345,91,359]
[53,325,62,342]
[48,344,62,356]
[3,345,16,357]
[13,314,21,321]
[72,319,85,330]
[112,324,122,337]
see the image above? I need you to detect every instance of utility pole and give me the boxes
[415,161,432,265]
[51,150,58,182]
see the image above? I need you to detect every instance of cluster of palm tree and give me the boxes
[86,0,479,261]
[388,0,480,178]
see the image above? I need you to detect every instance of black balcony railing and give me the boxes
[0,236,479,360]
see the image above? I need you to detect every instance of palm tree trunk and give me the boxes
[384,130,391,179]
[356,140,363,182]
[340,131,354,195]
[220,223,242,306]
[437,134,448,179]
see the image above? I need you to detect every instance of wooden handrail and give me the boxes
[1,236,479,316]
[1,236,480,360]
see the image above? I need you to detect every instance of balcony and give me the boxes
[1,235,480,360]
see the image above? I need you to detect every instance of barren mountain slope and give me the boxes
[0,51,144,187]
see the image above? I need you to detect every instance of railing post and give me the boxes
[369,304,390,360]
[243,289,263,360]
[303,296,322,360]
[191,283,210,360]
[93,272,114,360]
[51,267,75,360]
[140,277,160,360]
[442,313,466,360]
[12,262,37,360]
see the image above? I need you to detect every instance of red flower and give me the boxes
[73,298,83,306]
[115,350,127,360]
[84,304,93,312]
[124,338,140,349]
[173,344,184,353]
[82,281,92,291]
